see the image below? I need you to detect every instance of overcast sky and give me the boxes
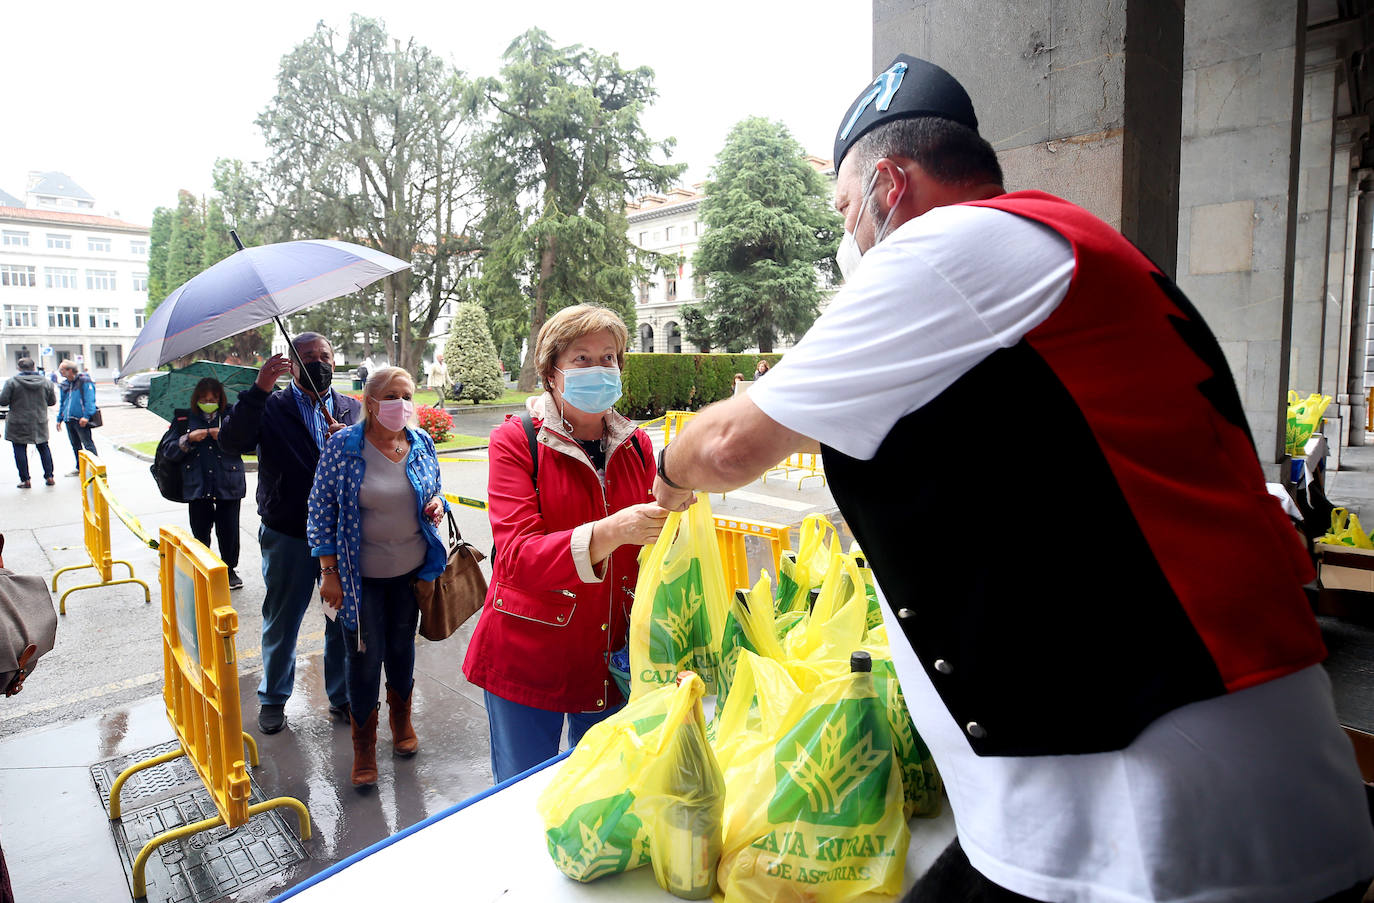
[1,0,872,226]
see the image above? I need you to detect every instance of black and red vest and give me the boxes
[822,191,1324,757]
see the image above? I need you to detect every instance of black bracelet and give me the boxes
[657,445,686,490]
[320,565,339,576]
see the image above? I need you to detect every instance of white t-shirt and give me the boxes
[750,203,1374,902]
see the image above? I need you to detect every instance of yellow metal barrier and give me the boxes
[714,515,792,593]
[50,451,152,614]
[108,526,310,899]
[662,410,695,446]
[762,450,827,489]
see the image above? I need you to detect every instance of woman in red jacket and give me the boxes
[463,304,668,782]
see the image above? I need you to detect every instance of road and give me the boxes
[0,383,842,738]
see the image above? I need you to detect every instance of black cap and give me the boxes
[850,651,872,673]
[833,55,979,170]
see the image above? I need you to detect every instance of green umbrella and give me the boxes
[146,361,259,422]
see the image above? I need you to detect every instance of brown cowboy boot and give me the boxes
[350,708,379,788]
[386,683,418,758]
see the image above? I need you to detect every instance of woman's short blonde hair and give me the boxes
[359,366,415,429]
[534,305,629,386]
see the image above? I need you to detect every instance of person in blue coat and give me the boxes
[218,333,360,735]
[307,366,447,789]
[56,360,98,475]
[160,378,248,590]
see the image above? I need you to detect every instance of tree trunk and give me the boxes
[518,234,558,392]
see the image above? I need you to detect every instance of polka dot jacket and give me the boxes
[306,423,448,631]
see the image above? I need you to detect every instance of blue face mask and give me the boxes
[557,365,622,414]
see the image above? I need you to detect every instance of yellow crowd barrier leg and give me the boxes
[51,561,96,592]
[241,732,259,767]
[112,558,138,579]
[58,576,151,615]
[109,746,187,820]
[131,813,226,899]
[250,797,312,841]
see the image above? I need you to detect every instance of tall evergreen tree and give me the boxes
[146,206,173,310]
[444,303,504,402]
[499,335,521,375]
[160,190,204,306]
[468,28,684,390]
[691,117,842,352]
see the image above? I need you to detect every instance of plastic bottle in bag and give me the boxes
[655,671,724,900]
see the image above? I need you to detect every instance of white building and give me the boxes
[0,173,150,380]
[626,156,837,355]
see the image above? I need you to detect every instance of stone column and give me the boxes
[1324,122,1358,400]
[1175,0,1307,466]
[872,0,1185,273]
[1347,172,1373,446]
[1288,62,1338,395]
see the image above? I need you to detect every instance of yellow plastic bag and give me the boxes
[714,650,910,903]
[538,671,725,891]
[1317,507,1374,549]
[776,514,839,613]
[630,495,729,697]
[1286,390,1332,456]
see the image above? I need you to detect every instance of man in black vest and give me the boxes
[220,333,361,735]
[653,55,1374,903]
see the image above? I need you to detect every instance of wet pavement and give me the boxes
[0,392,845,902]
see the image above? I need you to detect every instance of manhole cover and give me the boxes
[91,740,308,903]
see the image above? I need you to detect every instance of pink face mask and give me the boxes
[374,398,414,431]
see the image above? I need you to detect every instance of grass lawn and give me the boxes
[129,432,487,459]
[337,387,531,408]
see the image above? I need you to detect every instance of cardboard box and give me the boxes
[1318,544,1374,592]
[1345,726,1374,784]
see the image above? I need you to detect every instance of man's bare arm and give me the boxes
[654,394,815,509]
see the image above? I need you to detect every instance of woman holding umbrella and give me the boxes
[160,378,247,589]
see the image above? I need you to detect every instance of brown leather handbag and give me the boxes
[414,510,487,641]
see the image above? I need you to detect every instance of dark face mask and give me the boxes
[301,360,333,393]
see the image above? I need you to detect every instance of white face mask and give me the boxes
[836,165,903,283]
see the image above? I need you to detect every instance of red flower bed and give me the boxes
[417,405,453,443]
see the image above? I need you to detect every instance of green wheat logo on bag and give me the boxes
[646,559,721,689]
[769,702,892,827]
[547,792,652,882]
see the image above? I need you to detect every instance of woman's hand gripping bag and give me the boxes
[538,672,724,887]
[630,495,729,698]
[714,651,910,903]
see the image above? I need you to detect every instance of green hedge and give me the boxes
[617,353,783,418]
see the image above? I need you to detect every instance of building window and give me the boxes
[638,281,649,305]
[666,321,682,354]
[89,307,119,329]
[665,277,677,303]
[86,269,116,291]
[134,310,147,328]
[3,304,38,327]
[130,240,147,255]
[46,267,78,289]
[49,306,80,329]
[94,349,109,368]
[46,234,71,250]
[1,230,28,247]
[0,264,36,287]
[639,323,654,353]
[638,232,647,245]
[664,226,673,240]
[131,272,148,292]
[695,221,703,236]
[88,237,112,253]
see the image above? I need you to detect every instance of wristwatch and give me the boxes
[656,446,686,490]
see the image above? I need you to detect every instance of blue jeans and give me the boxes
[341,572,420,720]
[483,690,623,784]
[256,524,346,708]
[64,420,96,467]
[11,442,53,482]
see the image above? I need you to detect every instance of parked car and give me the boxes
[118,371,158,407]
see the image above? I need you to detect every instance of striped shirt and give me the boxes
[290,382,336,450]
